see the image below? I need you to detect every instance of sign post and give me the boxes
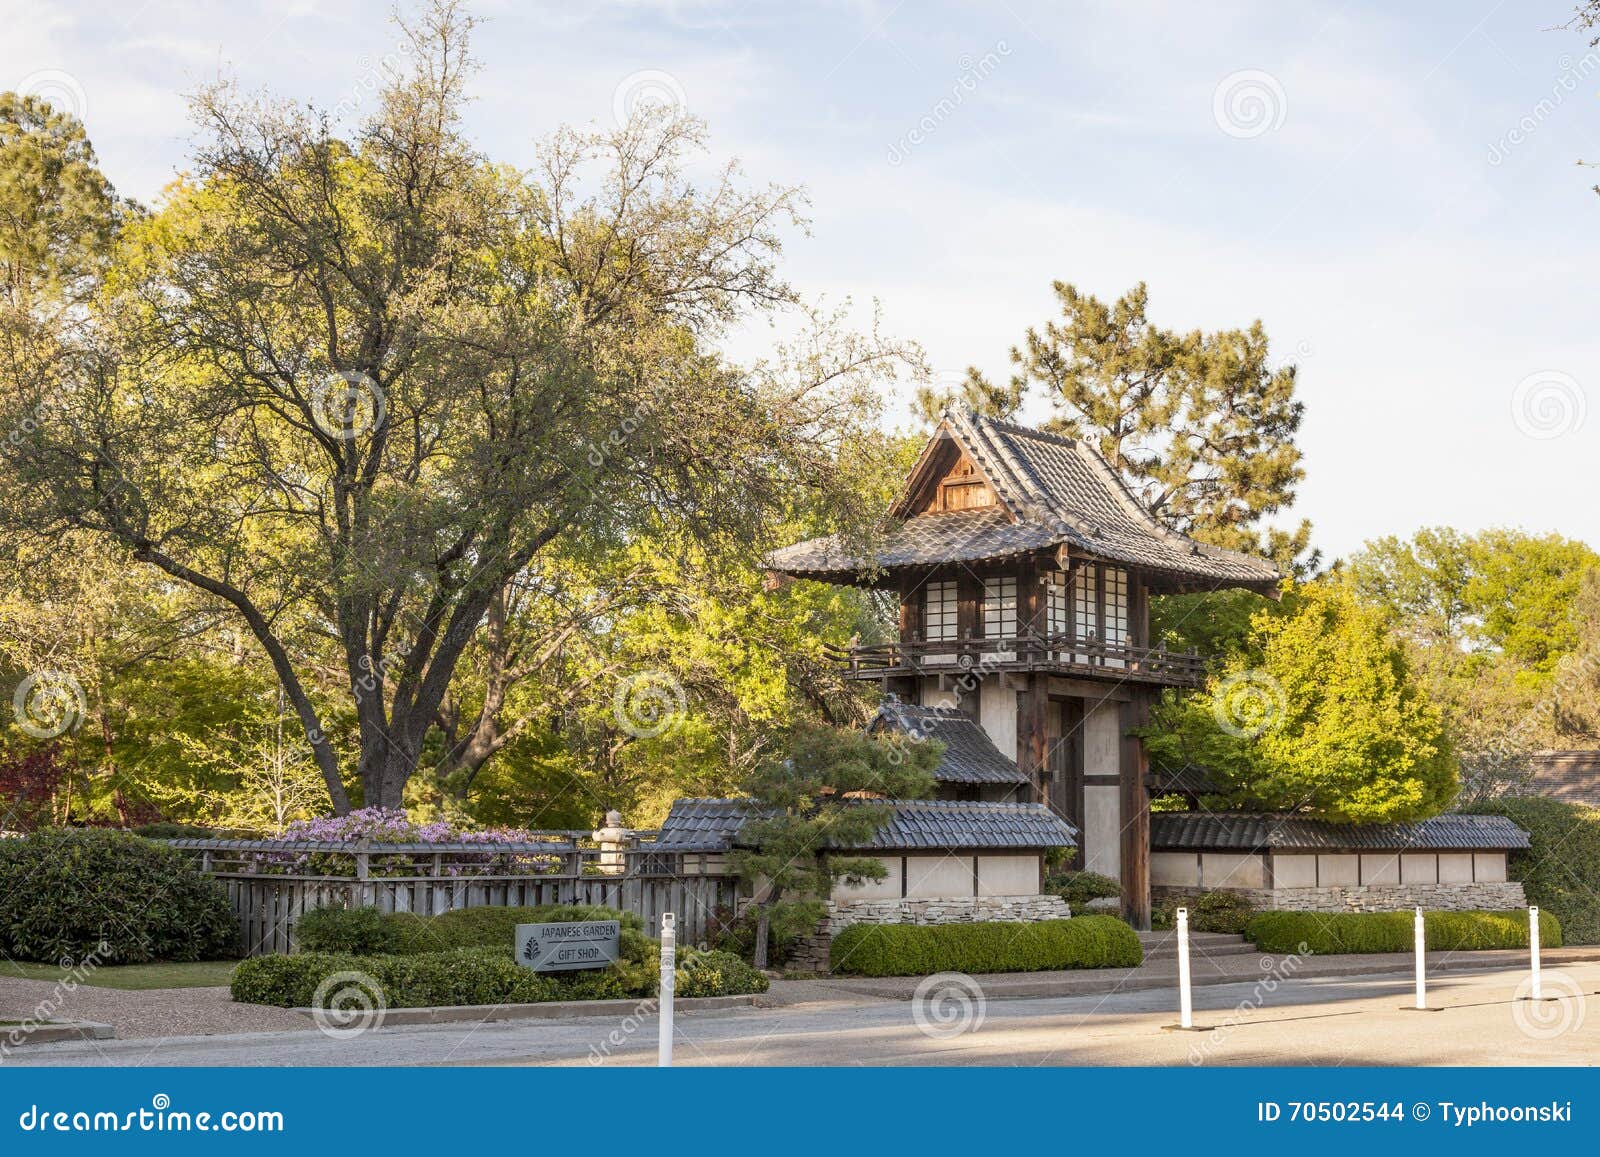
[1413,907,1426,1010]
[1177,907,1193,1030]
[1529,906,1542,1001]
[658,912,676,1068]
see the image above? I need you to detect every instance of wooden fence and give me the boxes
[167,838,737,956]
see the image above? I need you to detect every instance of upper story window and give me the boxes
[1046,572,1069,636]
[1062,561,1130,646]
[982,576,1017,639]
[923,580,958,642]
[1103,565,1129,647]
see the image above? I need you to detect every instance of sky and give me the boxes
[3,0,1597,562]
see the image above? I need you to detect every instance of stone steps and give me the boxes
[1136,930,1258,961]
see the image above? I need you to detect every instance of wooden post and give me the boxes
[1119,687,1152,930]
[1017,674,1050,805]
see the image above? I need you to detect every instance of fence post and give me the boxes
[1529,906,1542,1001]
[1177,907,1193,1029]
[658,912,676,1068]
[1413,907,1426,1010]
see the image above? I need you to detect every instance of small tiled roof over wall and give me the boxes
[869,697,1031,786]
[655,797,1078,853]
[1149,812,1531,853]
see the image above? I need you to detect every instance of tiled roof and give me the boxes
[656,797,1077,853]
[869,697,1031,785]
[1149,812,1531,852]
[767,409,1281,590]
[1522,751,1600,809]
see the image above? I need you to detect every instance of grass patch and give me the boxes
[0,959,237,989]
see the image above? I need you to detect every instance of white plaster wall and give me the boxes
[1083,785,1121,879]
[920,678,959,710]
[833,856,902,901]
[1151,852,1199,886]
[1201,852,1264,888]
[977,855,1038,896]
[1083,702,1121,774]
[1474,853,1508,883]
[978,676,1018,762]
[1319,854,1359,885]
[1361,854,1401,885]
[1438,854,1474,884]
[1273,854,1317,888]
[1401,853,1438,885]
[905,854,975,898]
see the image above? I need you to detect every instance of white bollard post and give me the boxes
[1177,907,1194,1030]
[1413,907,1426,1010]
[1529,906,1542,1001]
[658,912,675,1068]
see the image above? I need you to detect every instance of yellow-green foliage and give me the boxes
[1145,580,1458,822]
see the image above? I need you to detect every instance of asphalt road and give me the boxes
[7,962,1597,1068]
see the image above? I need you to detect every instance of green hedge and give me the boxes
[231,944,766,1008]
[1246,909,1561,955]
[1465,797,1600,945]
[294,906,401,955]
[0,829,236,964]
[828,916,1142,977]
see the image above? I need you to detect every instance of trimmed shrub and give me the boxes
[233,940,770,1009]
[1189,890,1256,935]
[0,829,236,964]
[1465,797,1600,945]
[828,916,1142,977]
[294,906,399,955]
[676,949,770,997]
[230,948,560,1008]
[383,904,645,955]
[1044,871,1121,911]
[1246,909,1561,955]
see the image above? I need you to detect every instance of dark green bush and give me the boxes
[1246,909,1561,955]
[1189,890,1256,934]
[294,906,399,955]
[1044,871,1121,911]
[233,939,769,1009]
[384,903,645,955]
[829,916,1142,977]
[0,829,236,964]
[1465,797,1600,945]
[676,949,770,997]
[230,948,560,1008]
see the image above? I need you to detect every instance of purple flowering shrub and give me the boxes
[248,808,569,878]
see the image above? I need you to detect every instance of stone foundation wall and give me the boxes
[1153,882,1527,914]
[789,894,1072,973]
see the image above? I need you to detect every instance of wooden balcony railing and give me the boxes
[827,633,1208,688]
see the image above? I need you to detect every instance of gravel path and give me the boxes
[0,978,310,1040]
